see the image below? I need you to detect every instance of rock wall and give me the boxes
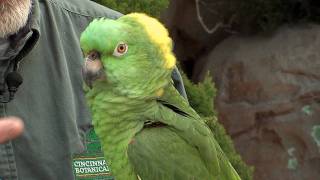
[197,24,320,180]
[162,0,320,179]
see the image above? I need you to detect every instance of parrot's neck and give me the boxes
[87,86,156,180]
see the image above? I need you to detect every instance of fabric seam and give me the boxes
[46,0,95,18]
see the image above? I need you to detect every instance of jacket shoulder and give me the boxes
[45,0,122,19]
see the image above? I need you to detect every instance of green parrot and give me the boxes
[80,13,241,180]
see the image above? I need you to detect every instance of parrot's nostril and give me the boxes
[88,51,100,61]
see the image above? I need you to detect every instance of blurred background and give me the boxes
[91,0,320,179]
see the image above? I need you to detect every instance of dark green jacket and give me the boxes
[0,0,121,179]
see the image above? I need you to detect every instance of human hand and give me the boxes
[0,117,24,144]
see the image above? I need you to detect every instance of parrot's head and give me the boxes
[81,13,176,98]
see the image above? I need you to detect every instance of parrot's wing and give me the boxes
[157,83,200,119]
[128,127,213,180]
[141,83,241,180]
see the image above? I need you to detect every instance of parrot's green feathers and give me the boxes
[81,13,241,180]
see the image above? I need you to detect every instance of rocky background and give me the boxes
[161,0,320,179]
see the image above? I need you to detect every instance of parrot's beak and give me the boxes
[82,57,105,89]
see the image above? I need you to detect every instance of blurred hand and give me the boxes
[0,117,24,144]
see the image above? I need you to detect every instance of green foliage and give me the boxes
[183,73,254,180]
[92,0,169,17]
[235,0,320,33]
[183,73,216,117]
[237,0,285,32]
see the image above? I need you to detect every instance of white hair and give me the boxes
[0,0,32,38]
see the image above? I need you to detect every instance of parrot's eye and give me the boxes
[113,42,128,57]
[87,51,100,61]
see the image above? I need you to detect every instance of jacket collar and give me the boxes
[13,0,40,64]
[30,0,41,35]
